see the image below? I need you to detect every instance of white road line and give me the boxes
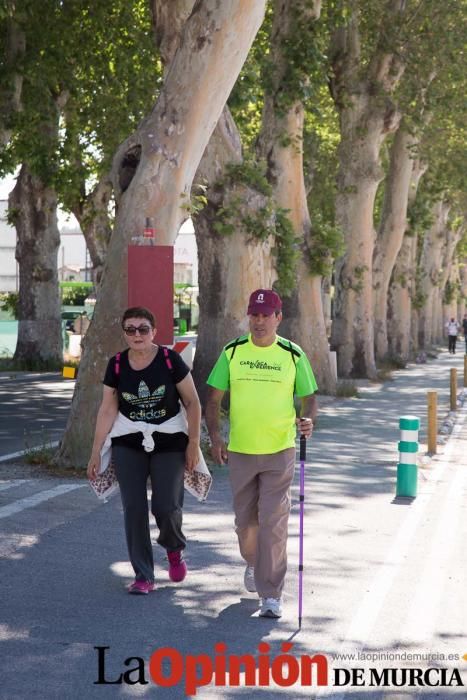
[0,442,59,463]
[402,460,466,643]
[339,493,432,647]
[0,483,86,519]
[0,479,31,492]
[317,404,467,698]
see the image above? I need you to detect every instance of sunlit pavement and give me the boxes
[0,349,466,698]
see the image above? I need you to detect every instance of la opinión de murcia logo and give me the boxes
[333,667,463,688]
[94,644,327,694]
[93,645,464,695]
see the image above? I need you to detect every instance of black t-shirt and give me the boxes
[103,347,190,452]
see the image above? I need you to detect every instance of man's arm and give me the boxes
[205,386,228,464]
[296,394,318,438]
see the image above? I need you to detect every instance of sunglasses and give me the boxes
[123,325,152,336]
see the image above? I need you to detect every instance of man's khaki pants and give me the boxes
[228,447,296,599]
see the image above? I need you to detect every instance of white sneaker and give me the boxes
[244,565,256,592]
[259,597,282,618]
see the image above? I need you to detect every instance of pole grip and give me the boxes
[300,434,307,462]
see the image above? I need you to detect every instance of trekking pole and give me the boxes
[298,432,307,629]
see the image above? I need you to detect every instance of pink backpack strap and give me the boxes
[114,348,172,378]
[162,346,173,372]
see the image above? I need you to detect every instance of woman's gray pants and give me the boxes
[112,445,186,583]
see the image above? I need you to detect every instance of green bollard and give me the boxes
[396,415,420,498]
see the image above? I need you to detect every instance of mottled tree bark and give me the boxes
[153,0,276,404]
[56,0,267,466]
[442,260,459,329]
[329,5,405,378]
[65,2,197,289]
[71,176,113,288]
[256,0,335,393]
[192,107,277,405]
[417,201,450,349]
[373,124,418,361]
[151,0,195,71]
[387,158,427,360]
[10,164,62,365]
[4,21,65,368]
[437,227,464,340]
[457,263,467,320]
[0,9,25,146]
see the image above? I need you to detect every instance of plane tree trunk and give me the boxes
[153,0,275,406]
[70,176,113,288]
[192,107,277,405]
[437,226,464,340]
[256,0,336,393]
[0,10,25,147]
[417,200,450,349]
[387,158,427,360]
[329,4,405,378]
[56,0,267,467]
[373,124,418,362]
[457,264,467,319]
[10,164,62,366]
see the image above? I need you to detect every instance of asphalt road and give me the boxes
[0,351,466,699]
[0,372,75,458]
[0,335,196,460]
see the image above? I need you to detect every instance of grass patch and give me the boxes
[378,356,407,371]
[43,463,87,478]
[376,368,394,382]
[0,356,63,372]
[335,380,359,398]
[23,428,57,466]
[376,355,408,382]
[62,354,80,368]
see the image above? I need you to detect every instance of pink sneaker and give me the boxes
[167,551,187,582]
[128,579,155,595]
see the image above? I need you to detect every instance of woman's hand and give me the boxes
[87,386,118,480]
[185,439,199,472]
[87,452,101,480]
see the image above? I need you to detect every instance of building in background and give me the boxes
[58,220,91,282]
[0,201,198,293]
[0,204,91,290]
[0,200,17,292]
[1,191,199,353]
[174,220,198,285]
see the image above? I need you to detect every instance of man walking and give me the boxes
[205,289,318,619]
[463,313,467,354]
[445,317,460,354]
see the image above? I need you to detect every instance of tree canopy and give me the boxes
[0,0,466,462]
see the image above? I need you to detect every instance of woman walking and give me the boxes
[87,306,201,594]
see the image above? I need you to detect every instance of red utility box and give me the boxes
[128,245,174,345]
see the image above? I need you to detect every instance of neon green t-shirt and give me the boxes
[207,334,318,454]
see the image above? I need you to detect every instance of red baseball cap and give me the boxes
[247,289,282,316]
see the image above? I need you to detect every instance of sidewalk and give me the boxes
[291,348,467,697]
[316,347,466,489]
